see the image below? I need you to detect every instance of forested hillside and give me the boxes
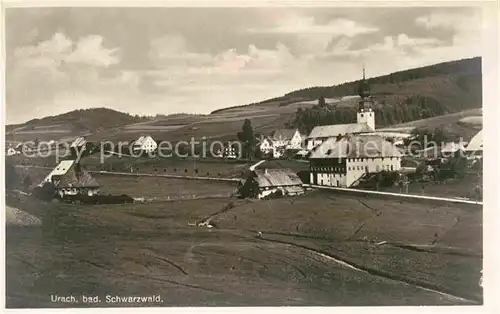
[286,57,482,134]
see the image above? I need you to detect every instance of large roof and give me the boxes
[309,135,402,159]
[465,129,483,152]
[308,123,373,139]
[39,160,99,188]
[57,164,100,188]
[253,168,303,188]
[135,135,155,146]
[40,160,76,185]
[271,129,298,140]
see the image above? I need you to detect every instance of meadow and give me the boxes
[6,184,482,307]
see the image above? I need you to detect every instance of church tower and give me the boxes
[356,67,375,131]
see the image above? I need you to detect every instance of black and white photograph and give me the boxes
[2,1,497,310]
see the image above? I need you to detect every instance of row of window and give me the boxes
[346,157,397,162]
[311,167,345,173]
[312,164,395,172]
[348,165,395,171]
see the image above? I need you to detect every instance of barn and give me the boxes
[239,168,304,199]
[39,160,100,198]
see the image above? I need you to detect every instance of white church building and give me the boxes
[307,68,402,188]
[306,69,376,151]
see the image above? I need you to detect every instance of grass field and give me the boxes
[6,185,482,307]
[390,108,482,140]
[94,174,238,200]
[379,174,482,200]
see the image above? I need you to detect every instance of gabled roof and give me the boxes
[40,160,76,185]
[71,137,87,148]
[271,129,298,140]
[252,168,303,188]
[259,137,276,146]
[39,160,99,188]
[308,123,373,139]
[134,135,155,146]
[466,129,483,152]
[309,135,402,159]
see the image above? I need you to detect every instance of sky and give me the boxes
[4,6,482,124]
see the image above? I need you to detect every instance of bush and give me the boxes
[32,182,56,201]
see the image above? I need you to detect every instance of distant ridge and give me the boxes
[6,107,150,132]
[211,57,481,114]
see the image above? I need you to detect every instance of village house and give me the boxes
[223,145,238,159]
[6,147,19,156]
[465,129,483,159]
[38,159,100,197]
[258,138,284,159]
[238,168,304,199]
[270,129,304,150]
[132,135,158,154]
[70,136,89,155]
[309,134,402,188]
[305,69,375,151]
[440,141,467,158]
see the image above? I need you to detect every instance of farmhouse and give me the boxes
[271,129,303,150]
[465,129,483,159]
[306,69,375,150]
[70,136,88,155]
[70,137,87,149]
[39,160,100,197]
[224,145,238,159]
[239,168,304,199]
[258,138,284,159]
[309,135,402,188]
[6,148,19,156]
[132,135,157,154]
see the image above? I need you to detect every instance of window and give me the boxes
[391,165,394,171]
[360,114,364,118]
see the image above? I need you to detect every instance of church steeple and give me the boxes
[357,66,371,99]
[356,66,375,131]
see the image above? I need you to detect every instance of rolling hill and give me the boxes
[5,108,153,142]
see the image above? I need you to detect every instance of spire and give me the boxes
[357,65,370,99]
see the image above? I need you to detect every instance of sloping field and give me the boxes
[390,109,482,140]
[6,190,482,307]
[94,175,237,200]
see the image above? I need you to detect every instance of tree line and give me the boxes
[286,95,450,134]
[284,57,481,99]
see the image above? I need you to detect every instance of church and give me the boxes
[308,69,402,188]
[306,68,376,151]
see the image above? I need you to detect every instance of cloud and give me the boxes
[248,13,379,38]
[14,32,120,68]
[6,33,137,123]
[5,7,483,124]
[415,12,478,31]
